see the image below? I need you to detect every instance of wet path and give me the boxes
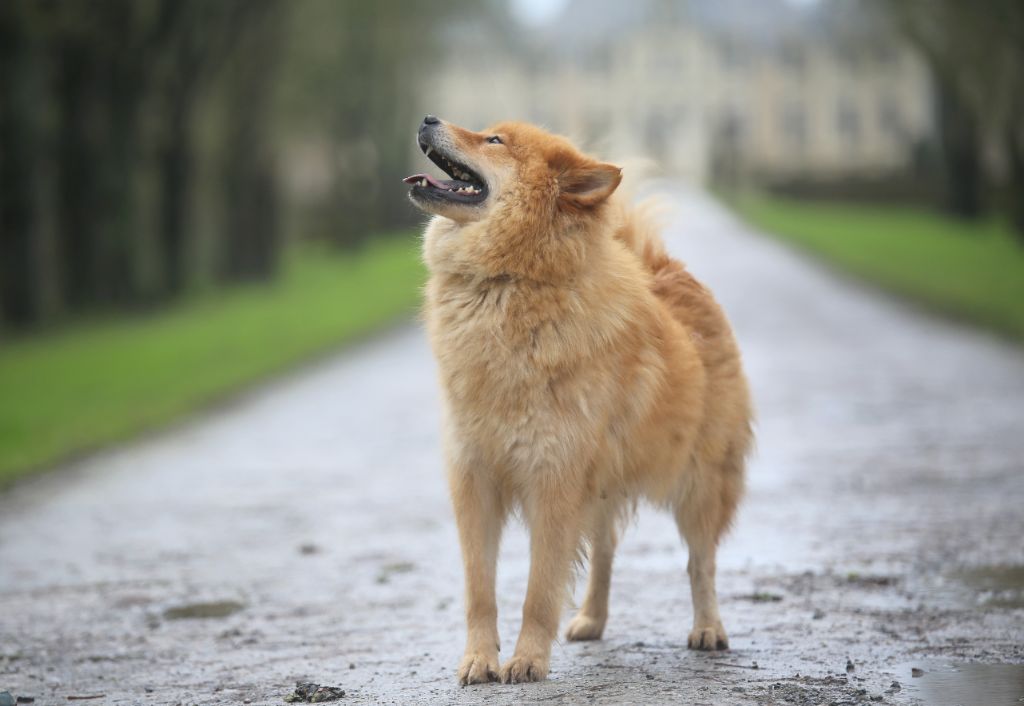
[2,188,1023,705]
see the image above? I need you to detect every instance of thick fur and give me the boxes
[412,120,753,685]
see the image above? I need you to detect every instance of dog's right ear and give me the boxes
[552,153,623,209]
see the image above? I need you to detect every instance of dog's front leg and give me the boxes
[450,465,504,685]
[500,483,583,683]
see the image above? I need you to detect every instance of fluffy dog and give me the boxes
[405,116,753,685]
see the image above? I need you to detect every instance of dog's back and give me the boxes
[613,194,752,531]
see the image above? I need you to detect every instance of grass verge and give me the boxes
[725,193,1024,341]
[0,235,424,486]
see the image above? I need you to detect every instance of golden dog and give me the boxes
[405,116,753,685]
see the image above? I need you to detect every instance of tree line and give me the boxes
[875,0,1024,236]
[0,0,489,331]
[0,0,289,328]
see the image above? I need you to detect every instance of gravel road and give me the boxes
[2,188,1023,706]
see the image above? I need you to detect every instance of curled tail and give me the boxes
[614,197,672,273]
[608,162,674,273]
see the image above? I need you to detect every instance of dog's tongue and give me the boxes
[403,173,451,190]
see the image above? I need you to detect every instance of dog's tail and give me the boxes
[610,161,673,273]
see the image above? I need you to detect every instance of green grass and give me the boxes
[725,194,1024,341]
[0,235,424,485]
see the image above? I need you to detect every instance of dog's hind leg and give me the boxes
[674,462,740,651]
[450,464,504,685]
[566,504,618,641]
[678,524,728,650]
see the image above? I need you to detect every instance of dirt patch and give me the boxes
[738,591,784,603]
[162,600,245,620]
[375,561,415,584]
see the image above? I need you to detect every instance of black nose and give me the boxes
[422,114,440,125]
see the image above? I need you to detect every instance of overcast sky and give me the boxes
[509,0,820,26]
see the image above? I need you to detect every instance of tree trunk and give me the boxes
[935,78,984,220]
[0,9,42,327]
[55,38,102,312]
[158,89,196,297]
[218,1,283,282]
[1006,124,1024,242]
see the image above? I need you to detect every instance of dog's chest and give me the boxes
[428,280,593,465]
[431,281,562,397]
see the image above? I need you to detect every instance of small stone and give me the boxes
[846,658,855,673]
[812,609,825,620]
[911,667,924,678]
[285,682,345,703]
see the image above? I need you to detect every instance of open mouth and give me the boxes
[404,140,488,205]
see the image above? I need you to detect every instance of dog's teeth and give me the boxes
[419,179,427,187]
[425,147,432,157]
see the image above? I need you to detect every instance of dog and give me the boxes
[405,116,753,685]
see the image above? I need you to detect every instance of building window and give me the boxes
[645,113,671,157]
[779,43,806,73]
[719,39,749,71]
[720,108,746,146]
[837,99,861,146]
[782,103,807,150]
[878,96,903,141]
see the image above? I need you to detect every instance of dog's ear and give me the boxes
[554,156,622,209]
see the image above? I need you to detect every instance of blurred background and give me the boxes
[0,0,1022,484]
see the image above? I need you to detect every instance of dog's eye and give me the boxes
[487,135,503,145]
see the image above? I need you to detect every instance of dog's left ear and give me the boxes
[557,160,622,209]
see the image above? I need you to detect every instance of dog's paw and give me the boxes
[499,654,549,683]
[565,613,605,641]
[687,625,729,651]
[457,651,500,686]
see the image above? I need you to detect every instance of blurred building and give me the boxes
[431,0,933,185]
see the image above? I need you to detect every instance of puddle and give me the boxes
[915,564,1024,610]
[893,661,1024,706]
[163,600,245,620]
[956,565,1024,609]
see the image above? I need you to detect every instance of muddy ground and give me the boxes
[1,189,1023,705]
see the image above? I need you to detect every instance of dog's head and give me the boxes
[406,116,622,279]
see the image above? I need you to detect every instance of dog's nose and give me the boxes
[422,115,440,126]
